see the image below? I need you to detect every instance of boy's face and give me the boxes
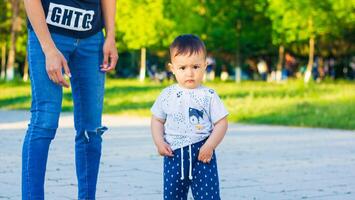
[169,50,207,89]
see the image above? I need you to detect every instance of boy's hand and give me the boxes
[157,142,174,157]
[198,143,214,163]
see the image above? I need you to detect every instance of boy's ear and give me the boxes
[203,60,208,69]
[168,63,174,73]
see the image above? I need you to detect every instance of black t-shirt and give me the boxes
[27,0,104,38]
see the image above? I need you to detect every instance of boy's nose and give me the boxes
[186,68,193,76]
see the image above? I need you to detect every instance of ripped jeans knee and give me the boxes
[76,126,108,143]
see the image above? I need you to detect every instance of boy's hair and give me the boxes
[169,34,206,59]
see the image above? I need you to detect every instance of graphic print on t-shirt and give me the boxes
[189,107,204,130]
[46,3,94,31]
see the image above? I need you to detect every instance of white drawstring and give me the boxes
[180,145,193,180]
[188,145,193,180]
[180,148,184,180]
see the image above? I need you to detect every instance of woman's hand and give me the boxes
[44,48,71,88]
[101,36,118,72]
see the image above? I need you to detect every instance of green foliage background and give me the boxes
[1,79,354,130]
[1,0,354,72]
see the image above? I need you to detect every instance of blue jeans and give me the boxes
[22,30,107,200]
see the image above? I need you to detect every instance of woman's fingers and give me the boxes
[101,54,118,72]
[108,54,118,69]
[62,59,71,78]
[45,49,70,87]
[48,69,58,84]
[101,53,109,70]
[101,38,118,72]
[55,70,69,88]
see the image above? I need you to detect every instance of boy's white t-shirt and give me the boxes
[151,84,229,151]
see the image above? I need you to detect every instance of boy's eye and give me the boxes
[193,65,200,69]
[179,66,186,70]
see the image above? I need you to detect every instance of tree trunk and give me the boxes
[235,49,241,83]
[304,36,315,83]
[6,0,20,81]
[23,53,29,81]
[235,19,241,83]
[276,45,284,82]
[1,43,6,79]
[235,50,241,83]
[139,47,146,82]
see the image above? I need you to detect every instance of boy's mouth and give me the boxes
[186,80,195,83]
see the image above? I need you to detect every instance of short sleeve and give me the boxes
[210,92,229,124]
[151,92,167,120]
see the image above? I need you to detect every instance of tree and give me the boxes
[267,0,287,81]
[116,0,171,81]
[0,1,11,80]
[268,0,342,83]
[202,0,272,82]
[6,0,22,80]
[165,0,272,81]
[163,0,206,43]
[0,0,26,81]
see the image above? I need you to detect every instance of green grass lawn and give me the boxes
[1,79,354,130]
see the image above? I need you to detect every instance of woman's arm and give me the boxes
[100,0,118,72]
[24,0,71,87]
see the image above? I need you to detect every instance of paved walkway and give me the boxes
[0,110,355,200]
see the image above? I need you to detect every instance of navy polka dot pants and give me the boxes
[163,139,220,200]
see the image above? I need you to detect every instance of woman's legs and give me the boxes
[69,31,106,200]
[22,30,73,200]
[23,30,106,200]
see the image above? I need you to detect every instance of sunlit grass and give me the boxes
[0,78,354,129]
